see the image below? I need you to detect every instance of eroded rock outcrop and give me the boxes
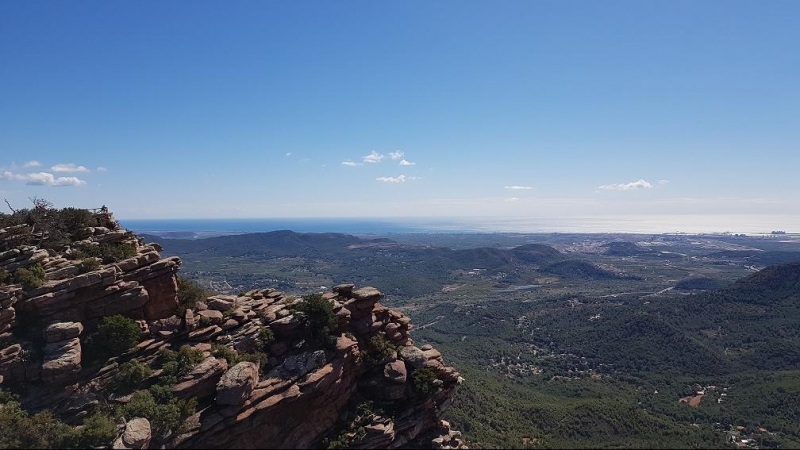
[0,211,464,449]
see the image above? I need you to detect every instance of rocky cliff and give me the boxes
[0,210,465,449]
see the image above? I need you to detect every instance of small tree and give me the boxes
[294,293,338,348]
[85,315,142,362]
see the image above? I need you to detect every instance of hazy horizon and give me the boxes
[120,214,800,236]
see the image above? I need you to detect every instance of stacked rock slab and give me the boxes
[0,214,181,386]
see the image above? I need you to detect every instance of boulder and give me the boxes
[43,321,84,343]
[384,360,407,384]
[399,346,427,369]
[216,361,259,406]
[112,417,152,449]
[41,337,81,382]
[173,357,229,400]
[351,286,383,301]
[197,309,224,324]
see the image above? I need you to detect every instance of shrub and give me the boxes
[85,315,142,362]
[177,278,211,308]
[210,344,238,366]
[13,263,46,289]
[0,269,9,285]
[257,326,275,349]
[63,413,116,449]
[412,367,440,396]
[70,243,136,264]
[211,344,268,371]
[365,335,396,367]
[77,258,100,274]
[121,388,196,439]
[294,293,338,348]
[159,345,204,384]
[111,360,153,394]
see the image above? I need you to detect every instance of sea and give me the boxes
[120,215,800,239]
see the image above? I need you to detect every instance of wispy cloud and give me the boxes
[341,161,362,167]
[505,197,520,202]
[659,179,669,185]
[51,163,89,173]
[376,174,418,183]
[504,185,533,190]
[1,171,87,187]
[285,152,292,157]
[399,159,416,166]
[598,179,653,191]
[363,151,384,164]
[389,151,404,160]
[23,160,41,168]
[97,166,108,172]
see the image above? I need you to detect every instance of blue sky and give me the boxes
[1,1,798,225]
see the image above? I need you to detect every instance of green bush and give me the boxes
[211,344,268,371]
[63,414,116,449]
[70,243,136,264]
[85,315,142,363]
[412,367,440,396]
[111,360,153,394]
[365,335,396,367]
[257,326,275,349]
[0,399,114,449]
[121,388,196,439]
[0,269,10,285]
[13,263,46,289]
[294,293,338,348]
[77,258,100,274]
[176,278,211,308]
[159,345,204,384]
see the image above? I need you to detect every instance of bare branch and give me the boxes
[3,198,17,214]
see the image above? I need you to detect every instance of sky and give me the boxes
[1,1,799,229]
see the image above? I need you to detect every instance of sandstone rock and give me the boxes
[221,318,240,330]
[207,296,237,312]
[173,357,229,400]
[112,417,151,449]
[400,346,426,369]
[43,321,83,343]
[351,286,383,301]
[384,360,407,384]
[216,362,259,406]
[333,284,355,295]
[41,337,81,382]
[271,314,305,338]
[197,309,224,324]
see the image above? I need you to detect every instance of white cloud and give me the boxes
[505,197,520,202]
[504,185,533,190]
[1,171,86,187]
[389,151,404,160]
[52,176,87,187]
[23,160,41,168]
[363,151,385,164]
[286,152,292,157]
[97,166,108,172]
[376,175,418,183]
[341,161,362,167]
[598,179,653,191]
[659,179,669,185]
[51,163,89,173]
[399,159,416,166]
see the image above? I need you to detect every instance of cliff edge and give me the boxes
[0,207,465,449]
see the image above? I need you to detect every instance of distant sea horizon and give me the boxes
[119,215,800,238]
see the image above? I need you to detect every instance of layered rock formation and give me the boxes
[0,211,466,449]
